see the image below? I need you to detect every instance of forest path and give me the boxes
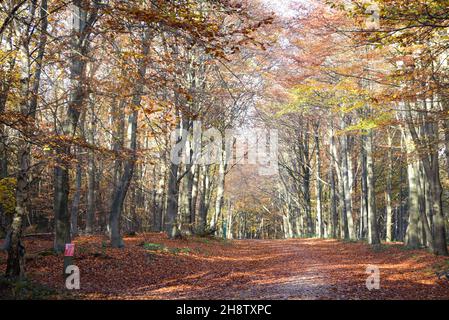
[78,236,449,299]
[6,234,449,299]
[227,239,332,299]
[192,238,449,300]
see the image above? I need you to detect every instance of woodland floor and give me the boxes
[1,233,449,299]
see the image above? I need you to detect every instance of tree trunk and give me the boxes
[197,164,210,234]
[314,123,323,237]
[86,100,96,234]
[404,128,421,249]
[54,0,98,253]
[166,156,181,238]
[418,161,434,250]
[109,28,149,247]
[406,102,448,255]
[70,149,82,237]
[366,129,380,245]
[385,130,393,242]
[153,163,166,231]
[340,122,354,239]
[329,122,338,238]
[211,149,226,232]
[360,135,368,239]
[7,0,47,277]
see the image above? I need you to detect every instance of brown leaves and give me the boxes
[1,234,449,299]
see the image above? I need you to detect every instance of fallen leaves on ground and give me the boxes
[1,234,449,300]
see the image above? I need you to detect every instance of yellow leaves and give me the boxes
[345,119,378,132]
[0,178,17,216]
[0,49,22,108]
[276,77,371,116]
[0,48,19,67]
[122,51,145,61]
[344,112,394,133]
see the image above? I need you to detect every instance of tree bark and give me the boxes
[86,100,96,234]
[360,135,368,240]
[109,28,150,247]
[329,122,338,238]
[366,129,380,245]
[340,119,354,239]
[403,128,421,249]
[70,148,82,237]
[314,123,323,237]
[211,149,226,232]
[406,102,448,255]
[197,164,211,234]
[385,129,393,242]
[54,0,98,253]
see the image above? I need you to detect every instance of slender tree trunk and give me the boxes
[314,123,323,237]
[190,164,199,229]
[166,157,180,238]
[429,164,448,255]
[332,127,346,239]
[86,100,96,234]
[226,200,233,239]
[7,139,30,278]
[360,135,368,239]
[7,0,47,277]
[366,129,380,245]
[197,164,210,234]
[110,98,126,236]
[70,149,82,237]
[340,120,354,239]
[54,0,98,253]
[109,28,149,247]
[418,161,434,250]
[153,163,166,231]
[297,125,314,236]
[427,120,447,256]
[211,149,226,232]
[180,163,192,235]
[385,130,393,242]
[329,123,338,238]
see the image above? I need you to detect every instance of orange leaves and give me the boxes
[143,105,164,116]
[2,234,449,299]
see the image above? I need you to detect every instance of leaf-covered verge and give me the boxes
[0,276,73,300]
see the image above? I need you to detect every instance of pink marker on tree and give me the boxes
[64,243,75,257]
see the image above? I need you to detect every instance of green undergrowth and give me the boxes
[142,242,193,255]
[190,236,232,246]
